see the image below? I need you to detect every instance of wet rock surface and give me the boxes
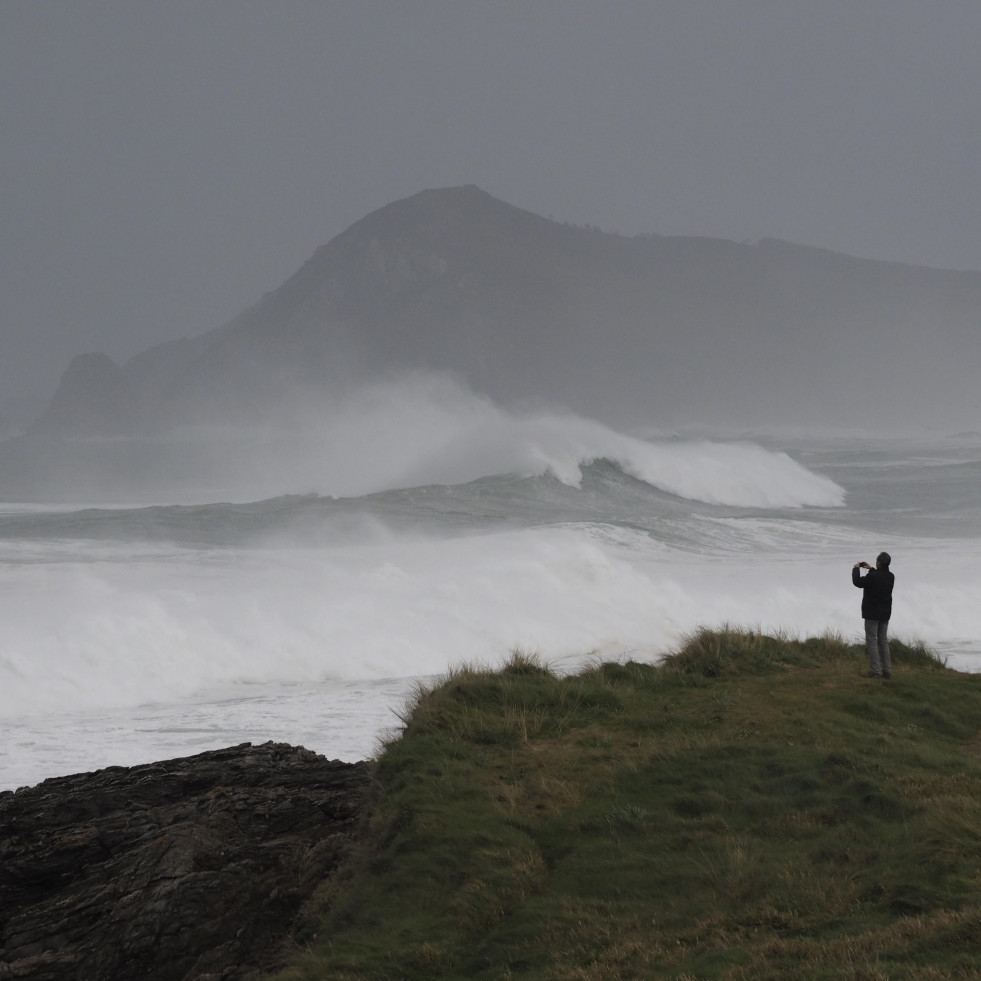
[0,742,370,980]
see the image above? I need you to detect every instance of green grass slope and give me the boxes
[275,630,981,980]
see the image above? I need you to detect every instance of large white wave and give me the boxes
[7,372,843,508]
[168,373,844,508]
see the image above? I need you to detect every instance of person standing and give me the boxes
[852,552,895,678]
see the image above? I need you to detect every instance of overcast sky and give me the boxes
[3,1,981,403]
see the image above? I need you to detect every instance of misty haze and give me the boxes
[6,7,981,974]
[3,4,981,905]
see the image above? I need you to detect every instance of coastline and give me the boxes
[6,630,981,980]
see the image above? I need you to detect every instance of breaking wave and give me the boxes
[1,373,844,509]
[150,375,846,508]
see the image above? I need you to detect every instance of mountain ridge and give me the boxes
[33,185,981,434]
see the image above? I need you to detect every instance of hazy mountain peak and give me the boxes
[33,188,981,435]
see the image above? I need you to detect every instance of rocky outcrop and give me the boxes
[31,352,125,435]
[0,742,371,981]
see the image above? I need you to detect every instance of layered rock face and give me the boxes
[0,743,370,981]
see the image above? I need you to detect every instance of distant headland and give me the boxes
[30,185,981,437]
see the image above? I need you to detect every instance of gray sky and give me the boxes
[3,1,981,402]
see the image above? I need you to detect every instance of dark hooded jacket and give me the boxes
[852,565,894,621]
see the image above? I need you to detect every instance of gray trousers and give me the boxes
[864,619,891,676]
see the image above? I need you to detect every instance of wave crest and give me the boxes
[303,375,845,508]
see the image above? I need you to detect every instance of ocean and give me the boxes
[2,376,980,792]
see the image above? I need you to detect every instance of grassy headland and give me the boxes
[276,629,981,980]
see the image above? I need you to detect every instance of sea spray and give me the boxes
[237,375,847,507]
[0,373,846,507]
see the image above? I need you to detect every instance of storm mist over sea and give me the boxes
[4,5,981,790]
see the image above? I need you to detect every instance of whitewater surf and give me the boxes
[2,377,979,791]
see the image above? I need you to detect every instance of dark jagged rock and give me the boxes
[0,742,371,981]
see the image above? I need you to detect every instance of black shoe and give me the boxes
[863,671,882,678]
[883,672,891,679]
